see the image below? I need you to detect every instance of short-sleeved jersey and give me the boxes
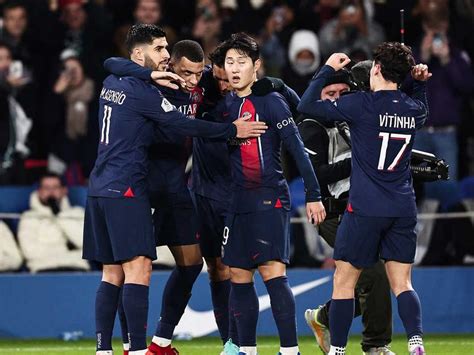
[225,92,313,213]
[190,69,232,202]
[88,75,235,199]
[298,65,428,217]
[147,84,204,195]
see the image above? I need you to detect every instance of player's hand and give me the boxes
[151,71,185,90]
[325,53,351,71]
[233,116,268,138]
[411,64,432,81]
[306,201,326,225]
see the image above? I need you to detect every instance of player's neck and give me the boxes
[235,84,252,97]
[372,81,398,92]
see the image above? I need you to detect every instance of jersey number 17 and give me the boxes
[377,132,411,171]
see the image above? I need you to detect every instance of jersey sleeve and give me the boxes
[139,84,236,139]
[298,65,363,124]
[104,57,152,81]
[266,94,321,202]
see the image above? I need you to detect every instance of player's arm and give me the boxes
[410,64,432,127]
[104,57,152,80]
[268,94,326,224]
[252,77,301,116]
[298,118,351,186]
[141,86,267,139]
[104,57,184,89]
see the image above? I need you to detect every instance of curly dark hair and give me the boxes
[373,42,415,85]
[125,24,166,54]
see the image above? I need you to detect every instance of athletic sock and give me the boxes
[239,346,257,355]
[210,279,231,343]
[279,345,300,354]
[328,345,346,354]
[151,336,171,347]
[328,298,354,347]
[397,290,423,339]
[155,264,203,339]
[320,298,361,327]
[122,284,149,351]
[95,281,120,351]
[228,288,239,346]
[230,282,259,347]
[117,290,130,348]
[264,276,298,347]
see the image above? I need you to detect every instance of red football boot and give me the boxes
[146,342,179,355]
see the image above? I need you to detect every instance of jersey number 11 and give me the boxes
[100,105,112,145]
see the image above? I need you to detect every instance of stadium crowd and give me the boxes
[0,0,473,274]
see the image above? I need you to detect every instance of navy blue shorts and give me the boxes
[192,193,228,258]
[152,192,199,247]
[333,211,417,268]
[222,208,290,269]
[83,196,156,264]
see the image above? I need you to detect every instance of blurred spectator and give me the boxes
[319,0,385,60]
[17,172,89,272]
[0,220,23,271]
[0,41,32,183]
[113,0,177,58]
[282,29,320,96]
[192,0,222,63]
[294,0,342,33]
[259,4,294,76]
[410,0,474,182]
[47,49,96,180]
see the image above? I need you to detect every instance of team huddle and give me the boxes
[82,24,431,355]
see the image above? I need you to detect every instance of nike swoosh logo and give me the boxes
[174,275,332,337]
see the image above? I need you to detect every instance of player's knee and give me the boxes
[205,257,230,281]
[230,267,253,283]
[258,262,286,282]
[102,266,124,286]
[390,281,413,297]
[123,256,152,285]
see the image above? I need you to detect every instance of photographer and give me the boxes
[298,67,393,355]
[17,172,89,273]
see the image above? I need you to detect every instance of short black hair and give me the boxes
[3,0,27,13]
[222,32,260,63]
[373,42,415,85]
[350,60,372,91]
[171,40,204,63]
[39,172,64,187]
[208,42,227,68]
[324,68,354,89]
[0,40,12,52]
[125,24,166,54]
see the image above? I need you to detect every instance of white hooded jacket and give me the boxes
[17,192,90,273]
[288,30,321,76]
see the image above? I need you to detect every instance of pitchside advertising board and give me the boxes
[0,268,473,338]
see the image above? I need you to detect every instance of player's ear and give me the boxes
[254,58,261,73]
[133,46,144,62]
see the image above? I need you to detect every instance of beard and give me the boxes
[144,54,162,71]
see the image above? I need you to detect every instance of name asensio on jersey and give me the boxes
[100,87,127,105]
[379,112,415,129]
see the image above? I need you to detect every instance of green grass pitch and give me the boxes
[0,335,473,355]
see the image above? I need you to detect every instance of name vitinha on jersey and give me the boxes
[379,113,416,129]
[100,87,127,105]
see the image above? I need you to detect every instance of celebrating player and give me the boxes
[219,32,326,355]
[83,24,267,355]
[298,43,431,355]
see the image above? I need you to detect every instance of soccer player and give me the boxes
[219,33,326,355]
[105,39,208,355]
[298,43,431,355]
[299,68,393,355]
[83,24,267,355]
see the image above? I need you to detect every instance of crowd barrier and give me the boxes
[0,267,472,338]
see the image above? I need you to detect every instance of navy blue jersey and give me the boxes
[148,85,204,194]
[190,69,232,201]
[298,65,428,217]
[224,92,321,213]
[88,74,236,199]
